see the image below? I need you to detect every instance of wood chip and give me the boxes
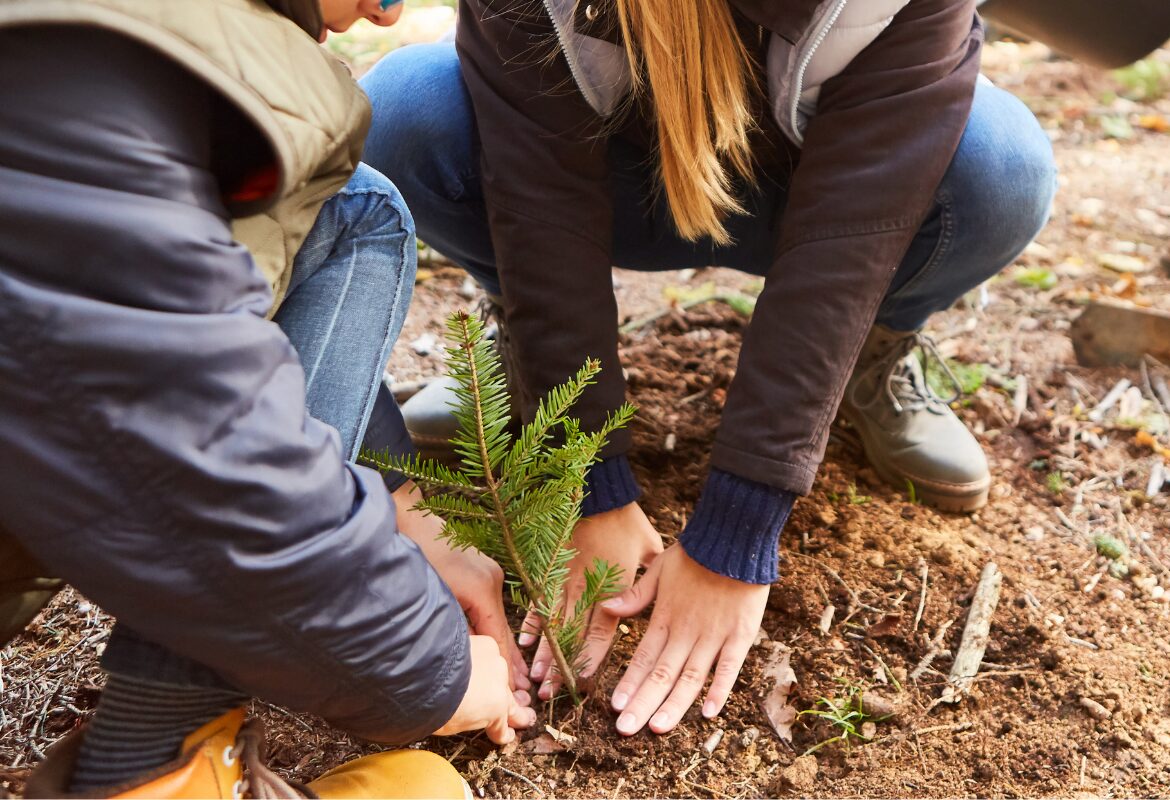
[702,729,725,755]
[940,563,1002,704]
[817,604,835,636]
[1080,697,1112,721]
[1088,378,1133,422]
[1071,300,1170,367]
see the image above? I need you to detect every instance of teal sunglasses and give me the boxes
[379,0,404,9]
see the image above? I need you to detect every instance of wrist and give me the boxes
[678,469,796,585]
[580,454,641,517]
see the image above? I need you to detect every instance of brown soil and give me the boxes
[4,41,1170,800]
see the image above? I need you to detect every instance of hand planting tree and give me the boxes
[363,311,634,702]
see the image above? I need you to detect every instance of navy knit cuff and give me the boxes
[679,469,796,585]
[580,454,642,517]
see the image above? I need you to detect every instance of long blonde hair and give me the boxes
[615,0,757,245]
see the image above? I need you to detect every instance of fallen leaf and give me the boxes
[544,725,577,746]
[1138,114,1170,133]
[761,643,798,744]
[1097,253,1149,274]
[868,614,903,637]
[1135,430,1170,458]
[521,734,569,755]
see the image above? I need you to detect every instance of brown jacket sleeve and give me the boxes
[456,0,630,454]
[712,0,982,493]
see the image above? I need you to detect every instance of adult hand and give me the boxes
[604,544,769,735]
[524,502,664,699]
[393,481,530,690]
[434,635,536,745]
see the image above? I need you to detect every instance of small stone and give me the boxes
[1024,526,1045,542]
[664,433,677,452]
[865,551,886,568]
[1111,729,1136,749]
[1080,697,1112,721]
[861,721,878,740]
[740,727,760,749]
[817,507,839,527]
[863,694,899,720]
[410,332,438,356]
[779,755,818,790]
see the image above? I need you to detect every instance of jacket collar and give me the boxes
[730,0,825,44]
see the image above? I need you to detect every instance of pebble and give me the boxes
[664,433,677,452]
[1024,526,1045,542]
[866,552,886,569]
[779,755,818,790]
[863,694,899,720]
[410,332,437,356]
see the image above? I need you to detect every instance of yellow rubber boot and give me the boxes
[308,750,471,799]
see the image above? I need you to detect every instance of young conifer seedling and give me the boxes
[362,311,635,703]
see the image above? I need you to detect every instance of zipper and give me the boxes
[788,0,848,144]
[540,0,597,113]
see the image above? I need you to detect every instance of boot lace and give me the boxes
[228,720,304,799]
[852,332,961,415]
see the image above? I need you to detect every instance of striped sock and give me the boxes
[68,674,247,792]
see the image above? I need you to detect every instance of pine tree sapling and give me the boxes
[362,311,634,702]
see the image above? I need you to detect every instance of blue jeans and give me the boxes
[103,164,417,689]
[274,162,416,465]
[359,43,1057,332]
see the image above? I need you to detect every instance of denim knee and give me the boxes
[943,81,1058,264]
[359,43,476,204]
[338,163,417,246]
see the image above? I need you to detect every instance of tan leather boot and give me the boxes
[838,325,990,512]
[24,708,470,799]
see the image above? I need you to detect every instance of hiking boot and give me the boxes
[838,325,990,512]
[401,294,521,463]
[24,708,470,799]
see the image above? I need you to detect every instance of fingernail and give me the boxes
[525,709,537,726]
[531,661,547,681]
[616,712,637,735]
[514,690,531,705]
[602,598,621,609]
[518,632,535,647]
[702,700,719,718]
[650,711,670,731]
[611,691,629,711]
[538,682,553,701]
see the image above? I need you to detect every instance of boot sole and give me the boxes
[838,417,990,514]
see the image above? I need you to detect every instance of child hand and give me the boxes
[435,635,536,744]
[392,481,530,690]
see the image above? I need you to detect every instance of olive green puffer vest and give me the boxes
[0,0,370,646]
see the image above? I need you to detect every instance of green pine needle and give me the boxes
[359,311,633,702]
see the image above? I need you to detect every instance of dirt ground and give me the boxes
[3,36,1170,800]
